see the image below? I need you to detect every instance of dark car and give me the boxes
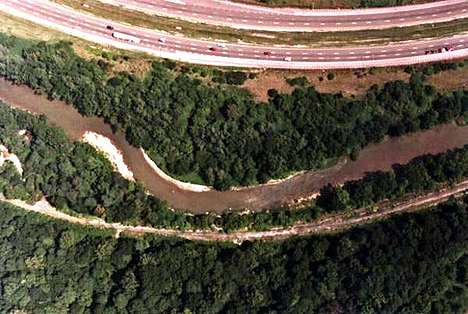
[209,47,217,51]
[106,25,114,30]
[263,51,271,56]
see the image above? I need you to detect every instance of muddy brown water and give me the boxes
[1,77,467,214]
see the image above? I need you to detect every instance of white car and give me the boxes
[283,56,292,62]
[216,43,226,48]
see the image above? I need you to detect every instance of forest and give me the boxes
[1,102,467,232]
[1,34,467,189]
[1,196,467,313]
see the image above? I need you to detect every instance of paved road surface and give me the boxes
[98,0,468,31]
[2,0,468,69]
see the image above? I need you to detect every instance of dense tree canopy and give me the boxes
[1,34,467,189]
[1,196,468,313]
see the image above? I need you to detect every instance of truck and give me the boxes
[112,32,141,44]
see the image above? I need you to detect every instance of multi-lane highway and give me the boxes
[98,0,468,31]
[1,0,468,69]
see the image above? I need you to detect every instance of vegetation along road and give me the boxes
[1,0,468,68]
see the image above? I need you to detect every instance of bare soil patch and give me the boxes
[244,64,468,102]
[427,66,468,92]
[243,68,410,101]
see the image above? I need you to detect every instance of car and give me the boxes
[216,43,226,48]
[106,25,114,30]
[283,56,292,61]
[158,38,166,43]
[209,47,217,51]
[263,51,271,56]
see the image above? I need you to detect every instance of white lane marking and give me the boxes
[165,0,186,4]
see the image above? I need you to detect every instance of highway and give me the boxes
[97,0,468,32]
[1,0,468,69]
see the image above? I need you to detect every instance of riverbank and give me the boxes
[1,78,468,213]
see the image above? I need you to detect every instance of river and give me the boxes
[1,77,467,213]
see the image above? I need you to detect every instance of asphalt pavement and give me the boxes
[1,0,468,69]
[98,0,468,32]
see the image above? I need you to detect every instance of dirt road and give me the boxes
[3,180,467,242]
